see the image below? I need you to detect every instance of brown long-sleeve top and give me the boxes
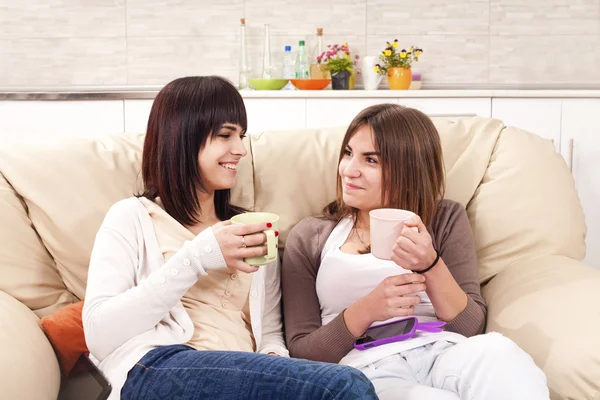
[281,199,487,363]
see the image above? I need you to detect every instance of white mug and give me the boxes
[361,55,383,90]
[369,208,416,260]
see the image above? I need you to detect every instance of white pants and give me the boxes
[360,333,549,400]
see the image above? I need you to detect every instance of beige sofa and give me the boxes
[1,117,599,400]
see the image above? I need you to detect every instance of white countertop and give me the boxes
[2,84,600,100]
[241,89,600,98]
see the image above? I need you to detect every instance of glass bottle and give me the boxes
[261,24,272,79]
[238,18,251,89]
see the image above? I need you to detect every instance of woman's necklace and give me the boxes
[353,225,370,248]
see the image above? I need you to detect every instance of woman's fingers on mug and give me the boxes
[240,245,268,259]
[231,222,272,236]
[395,236,417,253]
[241,232,268,247]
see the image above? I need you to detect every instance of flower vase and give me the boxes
[331,71,350,90]
[387,67,412,90]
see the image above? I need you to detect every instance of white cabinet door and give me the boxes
[306,98,398,129]
[0,101,124,137]
[399,98,492,119]
[492,98,561,152]
[125,99,307,135]
[561,99,600,268]
[244,99,306,133]
[124,100,154,134]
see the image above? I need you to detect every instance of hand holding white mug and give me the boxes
[212,220,273,273]
[391,214,437,272]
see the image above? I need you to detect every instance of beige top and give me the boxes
[142,198,255,352]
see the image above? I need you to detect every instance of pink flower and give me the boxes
[355,54,360,59]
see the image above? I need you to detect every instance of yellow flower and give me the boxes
[400,51,407,59]
[409,46,413,52]
[392,41,399,49]
[415,50,423,56]
[384,49,392,56]
[373,65,380,73]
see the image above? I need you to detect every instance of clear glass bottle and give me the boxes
[312,28,324,63]
[261,24,272,79]
[295,40,309,79]
[238,18,251,89]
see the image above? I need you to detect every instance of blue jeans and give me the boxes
[122,345,377,399]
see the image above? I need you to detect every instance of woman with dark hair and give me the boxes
[82,76,377,400]
[282,103,550,400]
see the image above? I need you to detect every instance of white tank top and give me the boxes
[316,217,465,369]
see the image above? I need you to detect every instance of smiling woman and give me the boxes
[282,103,551,400]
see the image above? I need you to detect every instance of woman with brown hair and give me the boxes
[82,76,377,400]
[282,103,549,400]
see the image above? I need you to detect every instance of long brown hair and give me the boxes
[139,76,247,226]
[323,103,445,227]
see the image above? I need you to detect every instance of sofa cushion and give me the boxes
[0,134,146,300]
[41,300,87,376]
[250,126,346,244]
[482,256,600,400]
[0,172,77,317]
[469,126,586,282]
[0,290,60,400]
[250,117,504,247]
[0,133,254,301]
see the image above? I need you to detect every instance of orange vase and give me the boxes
[387,67,412,90]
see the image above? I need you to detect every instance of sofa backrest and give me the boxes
[0,117,586,315]
[249,118,586,284]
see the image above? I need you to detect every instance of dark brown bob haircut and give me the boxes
[140,76,247,226]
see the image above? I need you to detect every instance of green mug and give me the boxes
[231,212,279,266]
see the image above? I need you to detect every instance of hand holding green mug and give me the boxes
[231,212,279,266]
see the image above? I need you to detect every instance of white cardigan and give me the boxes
[82,197,288,400]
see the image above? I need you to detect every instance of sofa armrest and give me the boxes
[0,290,60,400]
[482,255,600,400]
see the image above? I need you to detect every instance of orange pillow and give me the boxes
[40,300,88,376]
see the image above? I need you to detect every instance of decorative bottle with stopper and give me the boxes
[313,28,324,62]
[238,18,251,89]
[310,27,330,79]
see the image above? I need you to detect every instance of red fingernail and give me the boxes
[275,231,279,237]
[276,244,278,248]
[266,222,272,228]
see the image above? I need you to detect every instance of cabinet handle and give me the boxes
[568,138,574,173]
